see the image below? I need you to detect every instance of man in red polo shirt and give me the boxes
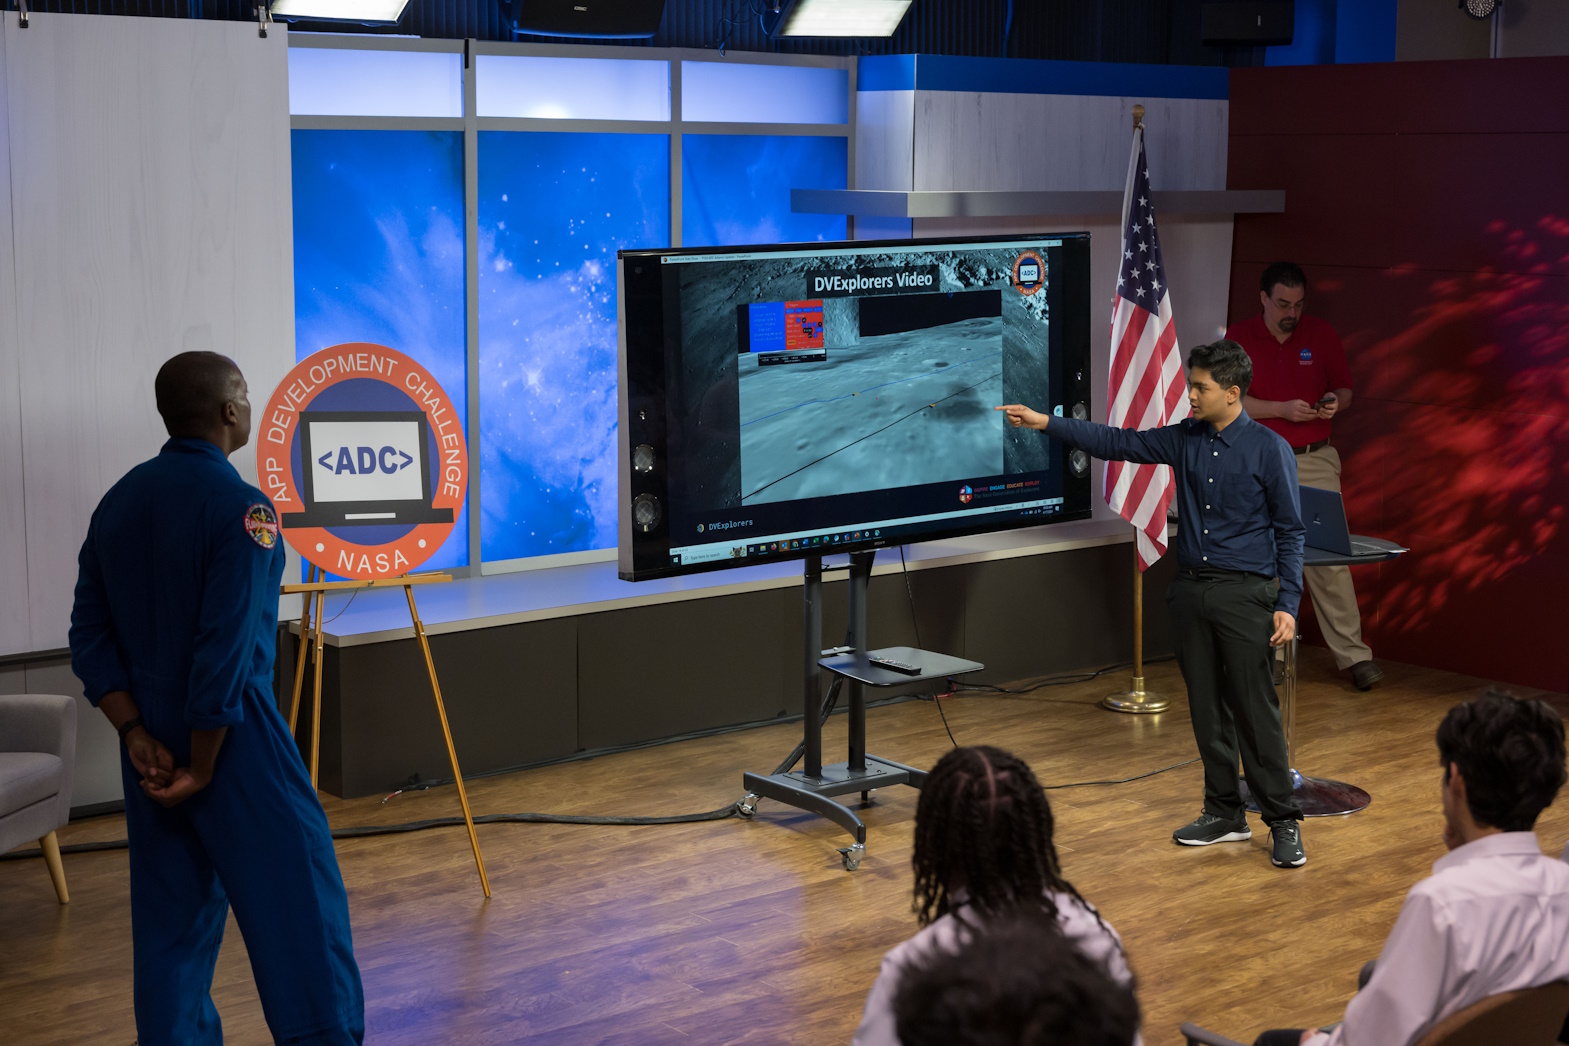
[1227,262,1382,691]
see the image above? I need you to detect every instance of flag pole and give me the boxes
[1102,104,1170,715]
[1101,546,1169,713]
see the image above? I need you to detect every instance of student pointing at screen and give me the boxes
[997,339,1309,869]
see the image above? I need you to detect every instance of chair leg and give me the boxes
[39,831,68,904]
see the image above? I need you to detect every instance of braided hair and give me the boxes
[911,746,1109,947]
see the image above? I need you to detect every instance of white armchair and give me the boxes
[0,693,78,903]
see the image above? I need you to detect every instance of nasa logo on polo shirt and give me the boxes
[1299,347,1314,365]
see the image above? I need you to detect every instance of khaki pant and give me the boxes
[1295,444,1373,669]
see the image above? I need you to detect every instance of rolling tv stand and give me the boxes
[739,549,983,870]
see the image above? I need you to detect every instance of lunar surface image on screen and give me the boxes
[739,294,1005,505]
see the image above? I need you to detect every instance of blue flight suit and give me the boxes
[70,438,364,1046]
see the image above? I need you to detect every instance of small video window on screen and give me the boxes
[738,300,827,365]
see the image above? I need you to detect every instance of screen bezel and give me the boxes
[616,232,1094,582]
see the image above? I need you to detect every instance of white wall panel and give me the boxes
[5,13,294,652]
[0,34,28,656]
[853,89,914,240]
[854,89,915,190]
[914,92,1227,192]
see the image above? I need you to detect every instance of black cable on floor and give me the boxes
[955,655,1178,698]
[0,752,1203,863]
[1042,758,1198,789]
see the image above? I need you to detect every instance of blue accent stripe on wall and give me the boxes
[1335,0,1397,64]
[858,54,917,92]
[910,55,1229,99]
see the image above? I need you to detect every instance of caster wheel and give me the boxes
[838,843,865,872]
[738,793,760,818]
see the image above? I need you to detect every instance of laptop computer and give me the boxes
[282,410,456,529]
[1299,486,1405,557]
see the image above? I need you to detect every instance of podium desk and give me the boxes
[1241,540,1405,817]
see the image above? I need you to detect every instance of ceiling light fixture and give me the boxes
[269,0,412,25]
[765,0,912,38]
[1459,0,1500,19]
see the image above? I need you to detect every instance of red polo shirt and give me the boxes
[1225,313,1353,448]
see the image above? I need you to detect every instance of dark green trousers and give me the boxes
[1168,570,1302,824]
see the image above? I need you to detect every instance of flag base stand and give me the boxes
[1100,535,1172,715]
[1101,676,1170,714]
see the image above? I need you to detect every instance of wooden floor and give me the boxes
[4,647,1568,1046]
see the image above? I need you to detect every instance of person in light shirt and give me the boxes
[891,906,1139,1046]
[851,746,1136,1046]
[1253,690,1569,1046]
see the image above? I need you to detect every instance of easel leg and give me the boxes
[288,563,319,735]
[309,588,326,789]
[404,585,491,898]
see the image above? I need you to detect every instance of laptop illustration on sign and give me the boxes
[281,410,455,528]
[1299,486,1405,558]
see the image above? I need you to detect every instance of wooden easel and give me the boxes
[284,566,491,898]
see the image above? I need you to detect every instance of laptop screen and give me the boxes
[306,418,428,506]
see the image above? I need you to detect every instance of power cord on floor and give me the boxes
[955,655,1178,698]
[0,747,1201,863]
[1042,758,1198,789]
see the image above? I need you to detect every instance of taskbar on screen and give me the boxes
[668,497,1067,567]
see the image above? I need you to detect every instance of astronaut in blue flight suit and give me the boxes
[69,352,364,1045]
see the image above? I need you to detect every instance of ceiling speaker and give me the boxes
[507,0,666,38]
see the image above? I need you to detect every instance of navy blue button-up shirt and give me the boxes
[1048,411,1306,616]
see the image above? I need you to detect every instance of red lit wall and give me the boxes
[1228,57,1569,692]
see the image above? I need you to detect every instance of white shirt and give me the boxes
[1307,832,1569,1046]
[850,891,1134,1046]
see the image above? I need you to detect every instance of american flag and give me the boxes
[1105,124,1189,571]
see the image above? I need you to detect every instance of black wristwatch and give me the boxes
[117,716,145,742]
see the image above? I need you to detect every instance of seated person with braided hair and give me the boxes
[1255,690,1569,1046]
[851,745,1135,1046]
[893,906,1140,1046]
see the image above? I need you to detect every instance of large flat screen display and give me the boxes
[616,234,1093,581]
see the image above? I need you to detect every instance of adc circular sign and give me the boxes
[256,343,467,578]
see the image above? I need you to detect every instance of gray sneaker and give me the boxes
[1172,812,1251,846]
[1269,820,1307,868]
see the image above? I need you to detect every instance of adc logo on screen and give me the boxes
[1012,251,1045,295]
[255,343,467,579]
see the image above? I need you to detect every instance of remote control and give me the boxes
[869,655,922,675]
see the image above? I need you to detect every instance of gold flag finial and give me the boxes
[1132,103,1145,130]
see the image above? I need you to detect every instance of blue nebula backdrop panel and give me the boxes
[291,129,470,570]
[681,134,847,248]
[477,131,670,562]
